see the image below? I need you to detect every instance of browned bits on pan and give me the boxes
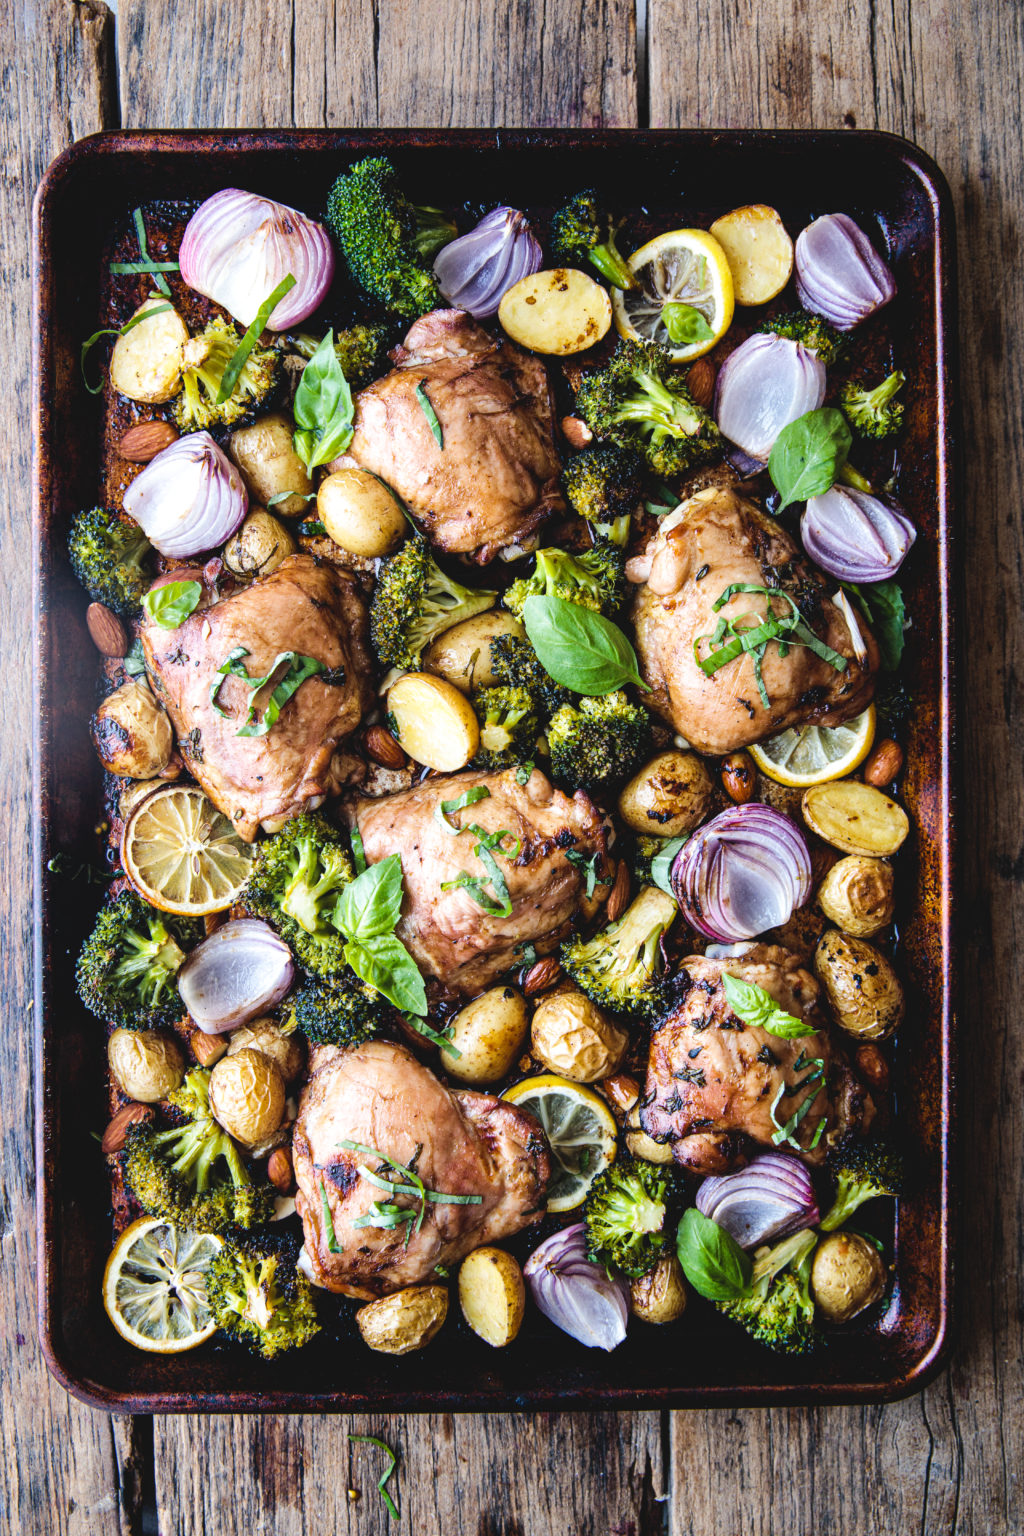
[101,1101,155,1154]
[191,1030,229,1067]
[863,738,904,787]
[267,1146,295,1194]
[686,358,716,410]
[522,957,563,997]
[601,1072,641,1116]
[118,420,179,462]
[605,859,630,923]
[365,725,407,769]
[86,602,129,658]
[560,414,594,449]
[721,751,756,803]
[854,1042,890,1093]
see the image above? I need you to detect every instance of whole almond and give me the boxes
[191,1029,229,1067]
[119,420,179,463]
[604,859,630,923]
[365,725,406,770]
[86,601,129,658]
[855,1042,890,1093]
[602,1072,640,1116]
[560,414,594,449]
[522,957,563,997]
[267,1146,295,1194]
[721,751,756,804]
[686,358,716,410]
[863,738,904,787]
[101,1101,155,1154]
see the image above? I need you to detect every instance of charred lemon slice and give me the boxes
[613,229,735,361]
[103,1218,221,1353]
[502,1075,618,1212]
[122,784,253,916]
[749,705,876,788]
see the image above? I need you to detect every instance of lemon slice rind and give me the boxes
[749,705,877,788]
[103,1217,222,1354]
[613,228,735,361]
[502,1074,618,1213]
[122,784,254,916]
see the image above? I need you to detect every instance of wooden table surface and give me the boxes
[5,1,1020,1531]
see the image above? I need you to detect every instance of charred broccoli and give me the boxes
[575,339,723,478]
[241,813,354,976]
[584,1157,672,1277]
[561,885,677,1018]
[759,310,846,365]
[207,1230,320,1359]
[547,691,650,793]
[549,189,634,290]
[716,1229,820,1356]
[503,542,625,622]
[561,445,643,547]
[172,316,280,433]
[820,1140,904,1231]
[471,686,540,770]
[68,506,155,618]
[76,890,201,1030]
[325,155,452,319]
[282,969,386,1047]
[290,322,390,388]
[370,538,496,670]
[631,835,668,885]
[841,370,906,439]
[488,634,573,718]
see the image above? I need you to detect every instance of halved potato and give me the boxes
[387,673,480,771]
[709,205,794,306]
[802,781,910,857]
[109,297,188,403]
[498,268,612,355]
[458,1247,526,1347]
[229,412,313,516]
[356,1286,449,1354]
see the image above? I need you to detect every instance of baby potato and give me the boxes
[811,1231,887,1323]
[356,1285,448,1355]
[108,1028,184,1103]
[91,680,174,779]
[709,205,794,306]
[617,750,714,838]
[531,983,628,1083]
[208,1048,285,1146]
[440,987,529,1084]
[814,929,905,1041]
[109,297,188,403]
[458,1247,526,1347]
[498,268,612,355]
[388,673,480,771]
[229,412,313,516]
[226,1016,305,1083]
[223,510,296,577]
[802,780,910,858]
[630,1255,688,1324]
[817,855,895,938]
[317,468,406,557]
[423,610,522,694]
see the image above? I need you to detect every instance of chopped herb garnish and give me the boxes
[216,274,296,405]
[127,208,174,295]
[415,380,444,447]
[565,848,608,898]
[515,761,535,784]
[350,824,368,875]
[403,1013,461,1058]
[269,491,317,509]
[209,646,325,737]
[320,1179,342,1253]
[694,583,847,709]
[348,1435,400,1522]
[435,784,491,832]
[341,1138,482,1242]
[769,1058,825,1149]
[123,638,148,678]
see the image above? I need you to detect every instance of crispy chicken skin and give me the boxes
[334,310,564,561]
[641,945,874,1175]
[142,553,372,840]
[626,486,879,754]
[353,766,608,995]
[293,1041,550,1297]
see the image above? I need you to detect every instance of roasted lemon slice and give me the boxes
[502,1074,618,1212]
[122,784,253,916]
[749,705,876,788]
[103,1218,222,1353]
[612,228,735,361]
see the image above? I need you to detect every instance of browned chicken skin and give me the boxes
[353,766,608,995]
[293,1041,550,1297]
[335,310,564,561]
[641,946,874,1175]
[627,486,879,754]
[142,553,372,840]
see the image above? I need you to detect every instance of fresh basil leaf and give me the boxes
[345,933,428,1017]
[123,638,148,678]
[522,595,650,696]
[565,849,607,899]
[403,1013,461,1057]
[434,784,491,832]
[676,1208,753,1301]
[649,836,686,896]
[293,330,355,470]
[216,274,296,405]
[334,855,404,941]
[845,579,906,670]
[768,407,852,512]
[141,579,202,630]
[268,490,316,508]
[722,972,812,1038]
[662,303,715,347]
[415,380,444,447]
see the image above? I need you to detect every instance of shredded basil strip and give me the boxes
[415,380,444,447]
[109,259,180,277]
[347,1435,400,1522]
[694,582,846,710]
[208,646,324,736]
[129,208,172,296]
[208,645,252,716]
[80,303,174,395]
[434,784,491,832]
[403,1013,461,1057]
[320,1179,343,1253]
[565,848,608,898]
[216,274,296,404]
[769,1059,825,1148]
[350,824,368,875]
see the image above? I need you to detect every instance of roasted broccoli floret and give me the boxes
[370,538,496,670]
[561,445,644,546]
[68,506,155,618]
[207,1230,320,1359]
[172,316,280,433]
[759,310,846,365]
[488,634,573,719]
[584,1157,672,1277]
[717,1229,820,1356]
[561,885,677,1019]
[241,813,354,977]
[76,890,201,1030]
[549,190,634,290]
[820,1140,904,1231]
[503,542,625,622]
[325,155,449,320]
[841,370,907,439]
[290,322,391,389]
[631,835,668,885]
[575,340,723,478]
[547,691,650,793]
[282,969,386,1047]
[121,1069,275,1232]
[470,686,540,771]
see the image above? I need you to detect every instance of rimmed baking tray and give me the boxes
[32,127,958,1412]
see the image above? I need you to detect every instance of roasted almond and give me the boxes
[686,357,716,410]
[101,1101,154,1154]
[191,1029,228,1067]
[522,957,563,997]
[601,1072,641,1116]
[604,859,630,923]
[364,725,406,769]
[119,420,179,462]
[267,1146,295,1193]
[86,601,129,658]
[721,751,756,803]
[863,738,904,787]
[560,413,594,449]
[854,1042,890,1093]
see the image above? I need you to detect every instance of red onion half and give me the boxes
[180,189,334,330]
[795,213,896,331]
[178,918,295,1034]
[671,804,812,943]
[801,485,916,583]
[714,334,826,463]
[697,1154,820,1249]
[433,207,543,318]
[124,431,247,559]
[524,1223,629,1350]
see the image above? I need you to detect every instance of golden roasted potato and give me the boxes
[208,1048,285,1146]
[811,1231,887,1323]
[91,680,174,779]
[814,929,904,1041]
[317,468,406,557]
[356,1286,449,1354]
[458,1247,526,1347]
[625,1106,675,1164]
[226,1017,305,1083]
[802,781,910,857]
[229,412,313,516]
[531,983,629,1083]
[498,268,612,355]
[423,610,522,695]
[617,750,714,838]
[108,1028,184,1103]
[109,297,188,403]
[222,510,296,577]
[387,673,480,771]
[817,855,895,938]
[630,1255,688,1324]
[709,205,794,306]
[440,987,529,1084]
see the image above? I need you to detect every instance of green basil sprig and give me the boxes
[332,855,427,1017]
[565,849,608,899]
[522,594,650,696]
[844,579,906,670]
[676,1208,753,1301]
[141,579,202,630]
[722,973,813,1039]
[293,330,356,470]
[768,407,852,512]
[662,303,715,347]
[415,380,444,447]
